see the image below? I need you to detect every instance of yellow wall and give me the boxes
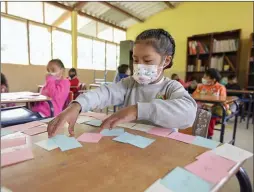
[1,64,116,92]
[127,2,253,86]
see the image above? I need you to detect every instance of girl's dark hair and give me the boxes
[135,28,176,69]
[69,68,77,74]
[228,74,237,81]
[118,64,129,74]
[205,68,221,82]
[1,73,9,90]
[49,59,65,69]
[171,73,178,79]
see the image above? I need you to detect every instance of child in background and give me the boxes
[47,29,197,137]
[114,64,131,83]
[32,59,70,117]
[226,74,241,96]
[68,68,80,99]
[171,73,191,88]
[1,73,9,93]
[193,68,229,138]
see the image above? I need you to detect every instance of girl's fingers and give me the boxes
[47,118,58,137]
[100,116,118,130]
[110,118,123,129]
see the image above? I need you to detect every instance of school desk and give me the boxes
[1,92,54,117]
[89,83,101,89]
[192,95,239,144]
[1,123,252,192]
[227,89,254,129]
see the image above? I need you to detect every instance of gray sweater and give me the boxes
[75,77,197,129]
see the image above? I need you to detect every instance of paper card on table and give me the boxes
[85,119,102,127]
[1,137,26,149]
[167,132,195,144]
[117,123,136,129]
[1,129,14,137]
[7,121,46,132]
[132,124,154,132]
[185,160,229,184]
[35,139,59,151]
[1,147,34,167]
[128,135,155,149]
[100,128,125,136]
[113,132,137,143]
[1,187,12,192]
[40,117,54,123]
[51,135,82,151]
[77,133,103,143]
[160,167,213,192]
[147,127,174,137]
[212,143,253,163]
[76,116,95,124]
[22,126,47,136]
[145,179,173,192]
[191,136,220,149]
[81,112,110,120]
[196,151,236,171]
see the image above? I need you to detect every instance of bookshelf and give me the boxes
[246,33,254,90]
[185,29,241,82]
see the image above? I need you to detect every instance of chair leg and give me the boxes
[236,167,253,192]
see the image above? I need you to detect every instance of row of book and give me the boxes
[188,41,209,55]
[213,39,239,53]
[187,60,206,72]
[210,56,235,72]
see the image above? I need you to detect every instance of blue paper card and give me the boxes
[100,128,125,136]
[1,129,14,137]
[128,135,155,149]
[51,135,82,151]
[192,136,220,149]
[160,167,213,192]
[113,132,136,143]
[85,119,102,127]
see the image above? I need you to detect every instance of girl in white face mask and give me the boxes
[47,29,198,138]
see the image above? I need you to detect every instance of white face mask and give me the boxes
[202,78,211,85]
[133,64,162,85]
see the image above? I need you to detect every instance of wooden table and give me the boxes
[1,123,251,192]
[227,89,254,129]
[1,92,54,117]
[192,95,239,144]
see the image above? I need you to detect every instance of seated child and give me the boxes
[114,64,131,83]
[68,68,80,99]
[1,73,14,108]
[47,29,197,137]
[32,59,70,117]
[171,73,191,88]
[226,74,241,97]
[193,68,230,138]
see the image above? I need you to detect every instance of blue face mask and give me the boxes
[220,78,228,86]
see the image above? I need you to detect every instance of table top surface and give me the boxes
[38,85,78,89]
[1,92,51,104]
[1,123,245,192]
[192,95,238,103]
[227,89,254,94]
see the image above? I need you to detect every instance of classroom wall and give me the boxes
[1,64,116,92]
[127,2,253,86]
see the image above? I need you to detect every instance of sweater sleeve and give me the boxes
[137,81,197,129]
[75,78,129,112]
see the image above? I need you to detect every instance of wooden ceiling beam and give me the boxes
[73,2,88,11]
[164,2,175,9]
[100,2,144,22]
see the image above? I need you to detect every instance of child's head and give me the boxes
[171,73,179,80]
[69,68,77,79]
[132,28,175,84]
[118,64,131,75]
[228,74,238,84]
[202,68,221,85]
[1,73,8,87]
[47,59,65,79]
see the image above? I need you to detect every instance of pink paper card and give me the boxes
[185,160,229,184]
[196,151,236,171]
[167,132,195,144]
[77,133,103,143]
[1,137,26,149]
[147,127,174,137]
[7,121,46,132]
[22,126,47,136]
[1,147,34,167]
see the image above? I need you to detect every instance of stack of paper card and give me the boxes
[35,139,58,151]
[80,112,110,120]
[131,124,154,132]
[113,132,155,149]
[147,127,174,137]
[100,128,125,136]
[1,137,26,149]
[85,119,102,127]
[167,132,196,144]
[117,123,136,129]
[77,133,103,143]
[1,129,14,137]
[145,179,172,192]
[5,121,46,132]
[191,136,220,149]
[76,116,95,124]
[22,125,47,136]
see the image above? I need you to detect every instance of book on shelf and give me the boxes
[210,56,224,71]
[213,39,239,53]
[188,41,209,55]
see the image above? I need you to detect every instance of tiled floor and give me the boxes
[213,120,253,192]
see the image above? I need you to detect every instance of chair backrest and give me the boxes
[192,108,211,138]
[79,83,87,90]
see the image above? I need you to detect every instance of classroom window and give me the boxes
[97,22,113,42]
[92,40,106,70]
[113,29,126,43]
[44,3,66,26]
[7,2,43,23]
[58,16,71,31]
[77,36,93,69]
[116,45,120,66]
[29,23,52,65]
[52,30,72,68]
[1,2,6,13]
[106,43,117,70]
[78,15,97,37]
[1,17,29,64]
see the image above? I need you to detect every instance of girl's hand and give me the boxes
[47,103,81,137]
[100,105,138,130]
